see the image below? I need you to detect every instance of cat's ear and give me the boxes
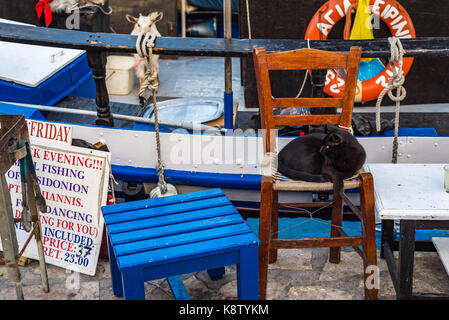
[325,122,339,133]
[328,132,344,145]
[126,14,139,24]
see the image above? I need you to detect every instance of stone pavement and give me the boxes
[1,248,448,300]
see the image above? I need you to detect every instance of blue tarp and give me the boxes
[189,0,239,11]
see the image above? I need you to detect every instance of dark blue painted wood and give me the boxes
[110,214,243,244]
[121,268,145,300]
[106,205,237,234]
[102,188,225,215]
[107,233,123,297]
[104,196,232,224]
[143,251,240,281]
[118,233,258,269]
[105,197,231,224]
[237,247,259,300]
[102,188,260,300]
[114,224,252,256]
[167,276,190,300]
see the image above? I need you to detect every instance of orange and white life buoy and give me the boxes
[305,0,416,102]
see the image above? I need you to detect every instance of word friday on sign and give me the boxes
[26,119,72,144]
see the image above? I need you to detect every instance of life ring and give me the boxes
[305,0,416,102]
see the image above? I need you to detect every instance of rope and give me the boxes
[245,0,252,39]
[375,37,406,163]
[343,2,358,40]
[294,39,311,99]
[136,31,167,193]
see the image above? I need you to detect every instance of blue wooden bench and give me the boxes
[101,188,260,300]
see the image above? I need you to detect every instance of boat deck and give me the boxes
[47,55,449,135]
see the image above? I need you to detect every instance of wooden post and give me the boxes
[87,50,114,127]
[23,149,49,293]
[224,0,234,129]
[0,174,24,300]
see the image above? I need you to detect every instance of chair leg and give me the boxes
[107,233,123,297]
[237,246,259,300]
[122,269,145,300]
[269,190,279,264]
[259,178,273,300]
[329,191,343,264]
[360,172,378,300]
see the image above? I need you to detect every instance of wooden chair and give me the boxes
[253,46,378,300]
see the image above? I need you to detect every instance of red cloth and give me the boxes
[35,0,54,27]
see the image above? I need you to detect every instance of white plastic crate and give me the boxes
[106,55,135,95]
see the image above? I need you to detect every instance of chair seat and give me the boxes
[262,152,363,191]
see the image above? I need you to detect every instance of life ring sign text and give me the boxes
[315,0,413,38]
[0,141,111,276]
[305,0,416,102]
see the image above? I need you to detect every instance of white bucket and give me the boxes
[105,55,135,95]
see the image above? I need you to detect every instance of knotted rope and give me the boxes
[375,37,406,163]
[136,32,168,194]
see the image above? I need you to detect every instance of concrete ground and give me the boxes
[1,248,448,300]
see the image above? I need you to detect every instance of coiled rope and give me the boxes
[375,37,406,163]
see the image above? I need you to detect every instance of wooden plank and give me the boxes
[167,276,190,300]
[398,220,416,300]
[274,115,340,126]
[266,48,349,70]
[114,224,252,256]
[104,196,232,224]
[270,236,363,249]
[117,233,259,269]
[110,214,243,245]
[106,205,237,234]
[273,98,343,109]
[1,23,449,57]
[101,188,224,215]
[432,237,449,275]
[383,242,400,294]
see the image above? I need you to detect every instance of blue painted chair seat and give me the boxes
[101,188,260,300]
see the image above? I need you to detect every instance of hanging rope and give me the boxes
[245,0,252,39]
[375,37,406,163]
[136,31,170,195]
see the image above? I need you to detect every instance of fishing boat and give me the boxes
[0,1,449,235]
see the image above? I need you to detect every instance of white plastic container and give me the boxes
[105,55,135,95]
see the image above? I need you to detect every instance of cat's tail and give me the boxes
[329,175,344,197]
[277,161,330,183]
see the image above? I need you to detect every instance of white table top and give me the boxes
[366,164,449,220]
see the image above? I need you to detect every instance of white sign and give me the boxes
[1,140,110,276]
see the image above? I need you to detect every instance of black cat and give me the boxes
[277,122,366,195]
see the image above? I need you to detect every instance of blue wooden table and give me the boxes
[101,188,260,300]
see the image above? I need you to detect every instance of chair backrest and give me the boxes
[253,46,362,153]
